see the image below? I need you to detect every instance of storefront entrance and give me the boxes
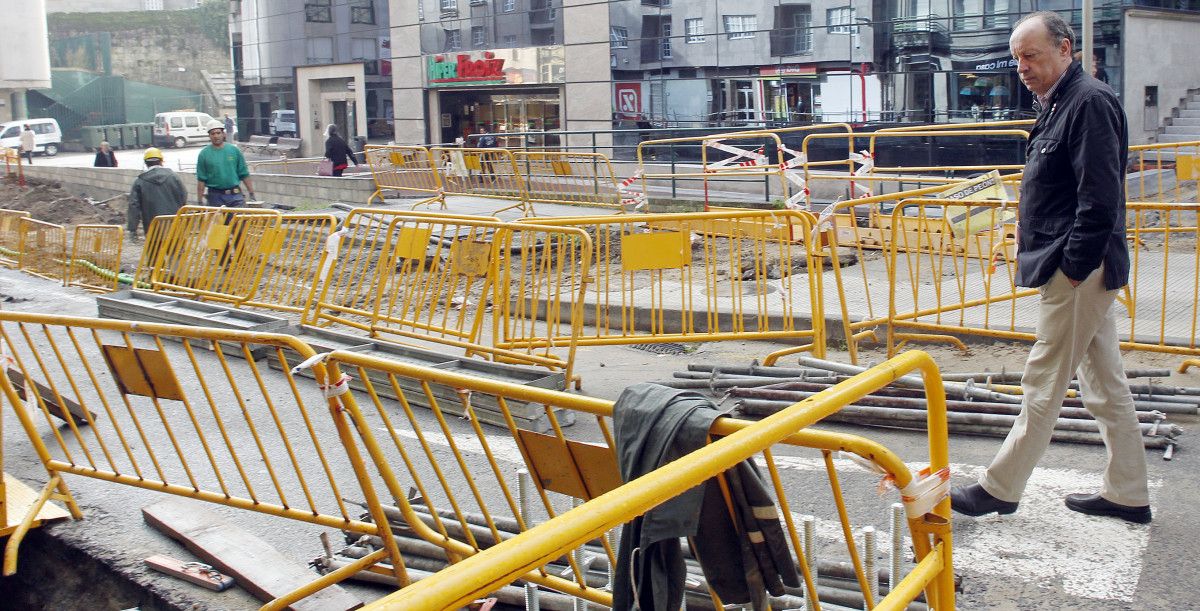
[437,87,562,148]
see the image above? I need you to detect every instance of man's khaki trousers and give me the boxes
[980,266,1150,507]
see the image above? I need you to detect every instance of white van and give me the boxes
[269,110,296,137]
[0,118,62,156]
[153,111,217,148]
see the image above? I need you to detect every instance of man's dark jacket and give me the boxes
[612,383,800,611]
[128,165,186,233]
[1016,61,1129,291]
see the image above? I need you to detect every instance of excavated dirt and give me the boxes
[0,176,126,227]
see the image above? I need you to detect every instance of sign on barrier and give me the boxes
[66,224,124,293]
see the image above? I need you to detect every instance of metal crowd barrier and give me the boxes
[17,218,67,282]
[349,350,955,611]
[0,209,31,268]
[145,206,283,305]
[512,151,623,209]
[0,312,410,610]
[2,148,23,187]
[1127,140,1200,203]
[245,213,338,314]
[65,224,124,293]
[305,208,591,382]
[429,147,533,215]
[363,145,444,204]
[520,210,827,364]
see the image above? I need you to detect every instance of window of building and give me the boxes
[502,0,515,12]
[793,9,813,52]
[444,29,462,50]
[661,21,673,59]
[826,6,857,34]
[685,18,704,43]
[440,0,457,13]
[305,0,332,22]
[350,0,376,24]
[953,0,1011,31]
[143,0,164,9]
[503,34,518,46]
[611,26,629,49]
[723,15,757,40]
[472,26,487,47]
[352,38,378,74]
[306,37,334,63]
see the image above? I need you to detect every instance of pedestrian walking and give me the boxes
[127,147,186,240]
[224,114,235,139]
[322,124,358,177]
[195,119,255,207]
[950,11,1151,524]
[94,141,118,168]
[19,124,35,165]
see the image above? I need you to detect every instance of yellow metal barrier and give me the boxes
[146,206,283,305]
[511,151,623,209]
[247,156,334,176]
[0,209,31,268]
[245,213,338,313]
[1127,140,1200,203]
[17,218,67,282]
[429,146,533,215]
[520,210,827,364]
[347,350,954,610]
[0,312,410,609]
[363,145,443,204]
[65,224,124,293]
[133,214,174,290]
[307,209,591,382]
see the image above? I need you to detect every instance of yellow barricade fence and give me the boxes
[0,209,31,268]
[246,213,338,313]
[65,224,124,293]
[429,146,532,215]
[133,214,174,290]
[363,145,443,204]
[17,218,67,282]
[146,206,283,304]
[519,210,827,364]
[340,350,954,611]
[0,313,410,610]
[511,151,623,209]
[247,157,327,176]
[1127,140,1200,203]
[306,209,591,381]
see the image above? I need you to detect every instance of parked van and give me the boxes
[0,118,62,156]
[269,110,296,137]
[153,111,217,148]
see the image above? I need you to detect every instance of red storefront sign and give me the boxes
[614,82,642,119]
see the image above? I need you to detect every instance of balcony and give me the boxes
[891,16,950,53]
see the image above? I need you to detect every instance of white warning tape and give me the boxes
[704,139,766,171]
[839,451,951,519]
[317,227,349,282]
[783,170,811,210]
[849,150,875,198]
[779,144,808,169]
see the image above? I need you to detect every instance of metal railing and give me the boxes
[65,224,124,293]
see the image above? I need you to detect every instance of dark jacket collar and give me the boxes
[1035,61,1083,114]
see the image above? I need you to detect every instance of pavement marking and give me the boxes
[388,428,1157,602]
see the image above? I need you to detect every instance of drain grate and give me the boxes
[629,342,690,356]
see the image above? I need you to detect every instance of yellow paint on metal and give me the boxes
[1128,141,1200,202]
[392,227,433,261]
[1178,154,1199,181]
[620,231,690,271]
[100,344,185,401]
[512,151,622,210]
[449,239,491,278]
[364,144,444,205]
[0,209,30,269]
[66,224,123,293]
[17,218,66,282]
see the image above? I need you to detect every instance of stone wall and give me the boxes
[19,165,380,210]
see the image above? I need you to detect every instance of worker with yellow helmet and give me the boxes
[127,147,186,241]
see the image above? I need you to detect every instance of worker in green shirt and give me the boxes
[196,119,256,207]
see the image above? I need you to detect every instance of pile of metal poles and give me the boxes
[654,356,1188,459]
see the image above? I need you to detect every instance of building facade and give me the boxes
[232,0,392,154]
[46,0,199,12]
[1,0,52,123]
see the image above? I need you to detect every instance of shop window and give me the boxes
[685,18,705,43]
[305,0,332,22]
[826,7,857,34]
[444,29,462,50]
[472,26,487,47]
[350,0,375,24]
[611,26,629,48]
[723,15,757,40]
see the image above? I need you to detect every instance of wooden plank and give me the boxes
[142,499,363,611]
[6,368,97,424]
[145,554,236,591]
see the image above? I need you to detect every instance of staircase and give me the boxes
[1158,88,1200,152]
[200,70,237,115]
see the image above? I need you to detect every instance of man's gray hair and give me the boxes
[1015,10,1075,49]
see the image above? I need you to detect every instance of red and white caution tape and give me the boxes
[704,139,767,171]
[839,452,951,519]
[779,144,808,169]
[784,170,811,210]
[849,149,875,198]
[618,168,644,194]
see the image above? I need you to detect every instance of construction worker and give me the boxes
[195,119,255,207]
[127,147,186,241]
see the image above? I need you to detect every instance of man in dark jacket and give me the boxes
[127,147,186,240]
[951,12,1151,524]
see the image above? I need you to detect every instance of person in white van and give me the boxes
[195,120,255,207]
[20,125,35,164]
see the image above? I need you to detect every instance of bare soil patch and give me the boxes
[1,176,125,227]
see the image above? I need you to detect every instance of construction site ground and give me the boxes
[0,193,1196,609]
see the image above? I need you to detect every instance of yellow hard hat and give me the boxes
[143,147,164,161]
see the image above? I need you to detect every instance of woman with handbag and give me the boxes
[322,124,359,177]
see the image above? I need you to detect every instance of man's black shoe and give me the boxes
[950,483,1018,517]
[1064,493,1152,524]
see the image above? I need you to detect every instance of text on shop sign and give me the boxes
[428,52,507,85]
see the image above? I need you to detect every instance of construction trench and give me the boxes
[0,131,1197,609]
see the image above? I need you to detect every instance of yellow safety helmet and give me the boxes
[143,147,164,161]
